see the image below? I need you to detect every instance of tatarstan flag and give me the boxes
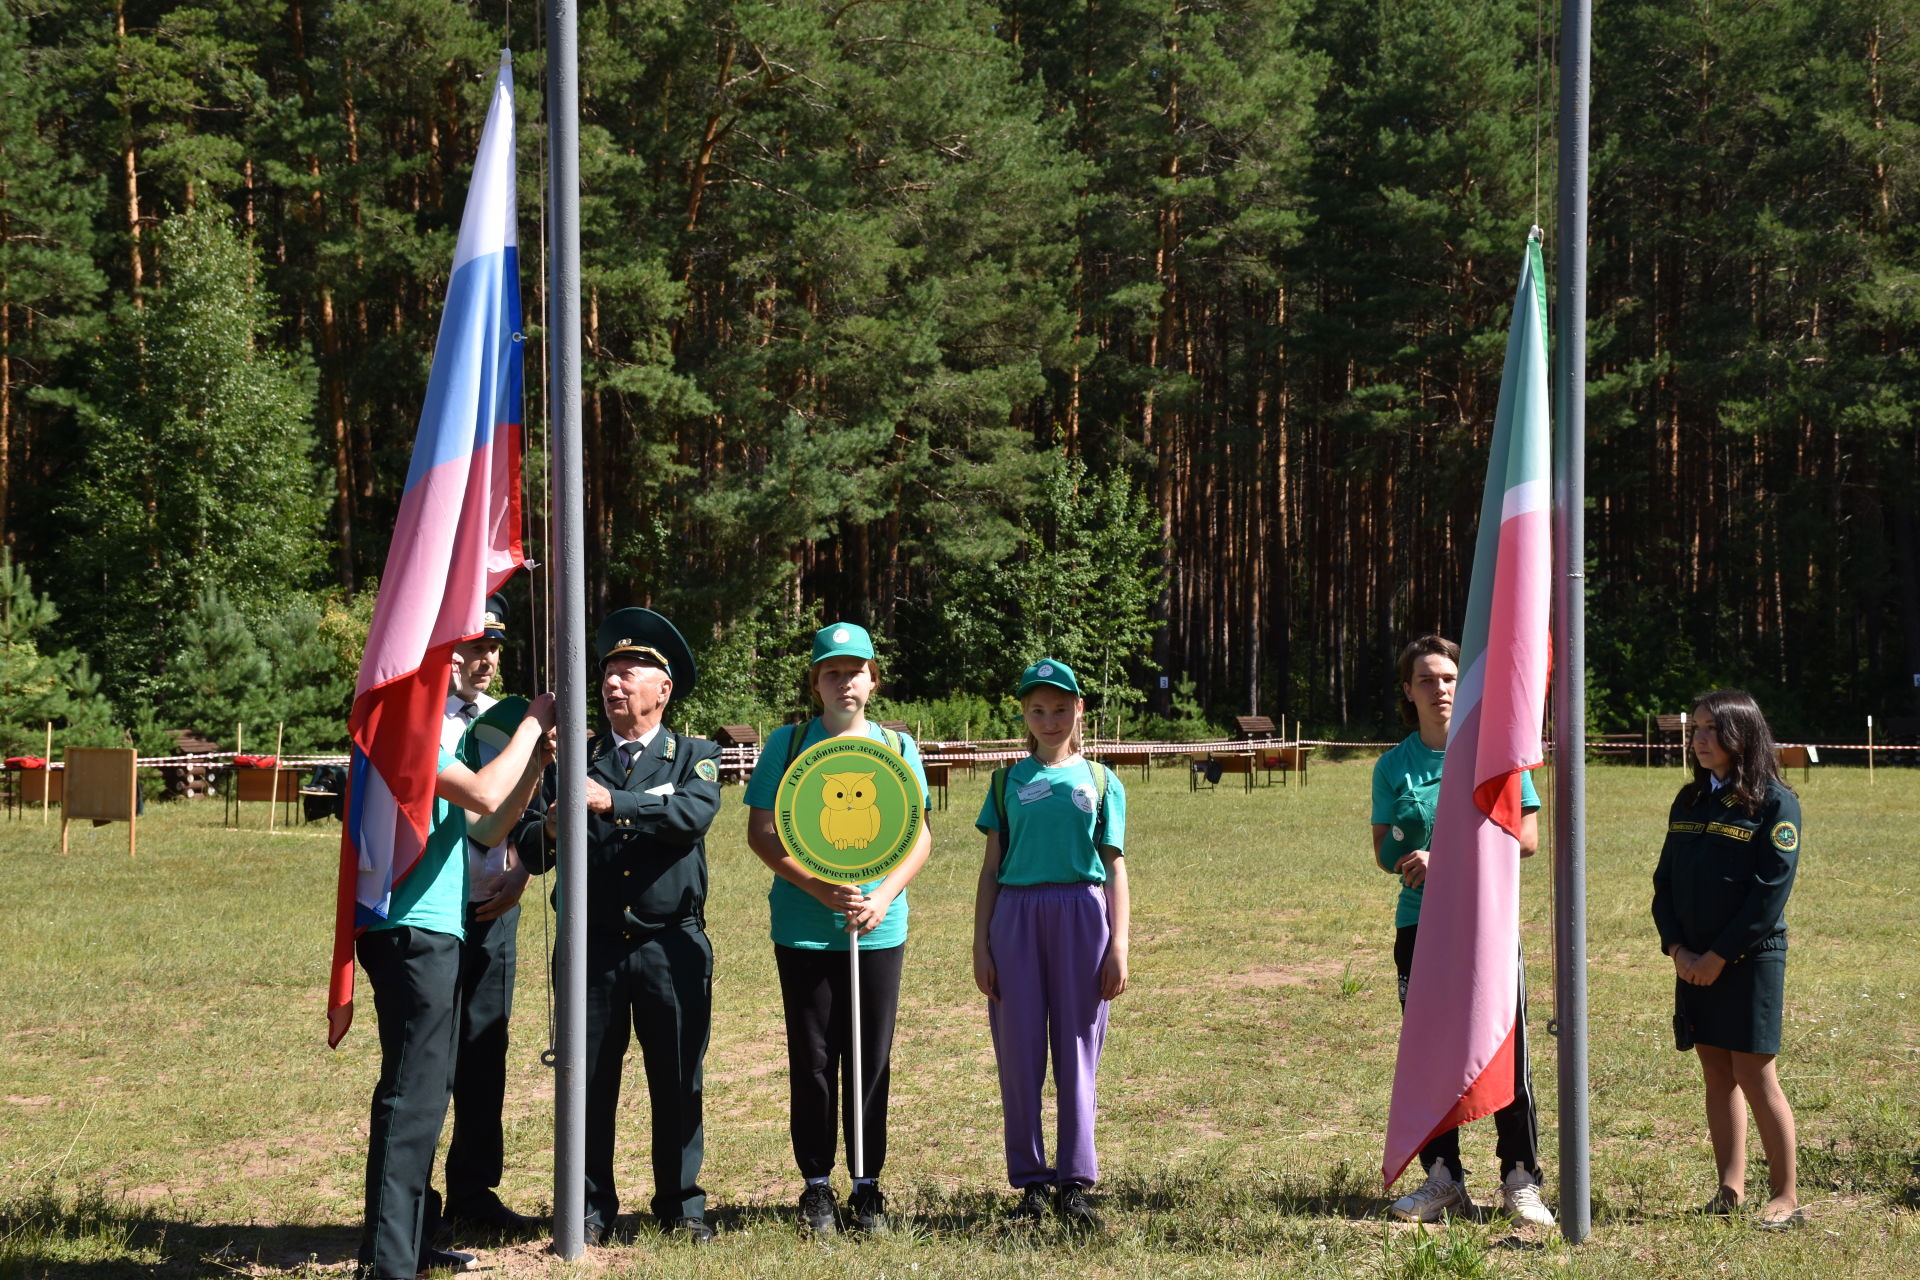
[1383,235,1553,1186]
[328,52,526,1046]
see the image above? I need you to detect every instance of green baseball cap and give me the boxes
[811,622,876,665]
[1017,658,1083,697]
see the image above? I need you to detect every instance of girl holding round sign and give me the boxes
[743,622,932,1237]
[972,658,1129,1231]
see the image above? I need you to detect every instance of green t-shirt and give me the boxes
[369,749,468,939]
[742,719,929,951]
[1370,733,1539,929]
[974,756,1126,886]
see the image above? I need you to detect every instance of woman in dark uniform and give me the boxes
[1651,689,1802,1228]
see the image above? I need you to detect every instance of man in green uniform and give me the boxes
[513,608,723,1244]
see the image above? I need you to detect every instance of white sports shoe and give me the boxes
[1389,1163,1471,1222]
[1497,1166,1556,1227]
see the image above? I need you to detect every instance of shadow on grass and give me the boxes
[0,1186,359,1280]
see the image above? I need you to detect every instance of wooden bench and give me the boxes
[922,761,950,811]
[1654,713,1690,767]
[224,767,302,828]
[1880,716,1920,768]
[1190,751,1256,793]
[1775,745,1816,783]
[1261,745,1312,787]
[5,764,62,818]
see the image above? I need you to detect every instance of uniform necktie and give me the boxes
[459,702,478,723]
[618,744,633,772]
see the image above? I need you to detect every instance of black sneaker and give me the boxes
[1056,1183,1104,1232]
[848,1182,888,1233]
[1008,1183,1052,1225]
[798,1182,839,1236]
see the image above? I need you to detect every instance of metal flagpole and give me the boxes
[544,3,589,1259]
[1552,0,1594,1245]
[848,929,865,1179]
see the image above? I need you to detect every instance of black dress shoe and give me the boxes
[446,1197,541,1235]
[579,1219,607,1247]
[665,1215,715,1243]
[416,1246,477,1275]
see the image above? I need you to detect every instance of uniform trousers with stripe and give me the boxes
[444,901,518,1214]
[582,920,711,1229]
[988,882,1112,1189]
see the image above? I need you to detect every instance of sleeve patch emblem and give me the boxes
[1770,820,1798,852]
[695,758,719,782]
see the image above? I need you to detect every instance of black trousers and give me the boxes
[358,926,461,1279]
[774,942,905,1181]
[444,902,519,1212]
[582,922,711,1228]
[1393,924,1541,1180]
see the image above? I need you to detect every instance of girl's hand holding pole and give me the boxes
[843,886,893,935]
[811,879,865,915]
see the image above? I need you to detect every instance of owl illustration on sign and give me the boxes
[819,771,881,850]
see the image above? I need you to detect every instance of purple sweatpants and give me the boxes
[987,882,1111,1188]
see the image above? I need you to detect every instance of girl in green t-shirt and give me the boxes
[972,658,1129,1231]
[743,623,932,1237]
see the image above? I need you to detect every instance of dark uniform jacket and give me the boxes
[513,727,723,933]
[1652,778,1801,963]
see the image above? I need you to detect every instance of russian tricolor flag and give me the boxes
[329,53,526,1046]
[1383,235,1553,1185]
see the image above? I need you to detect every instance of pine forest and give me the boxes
[1,0,1916,752]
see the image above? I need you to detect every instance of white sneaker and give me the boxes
[1497,1166,1556,1227]
[1389,1164,1471,1222]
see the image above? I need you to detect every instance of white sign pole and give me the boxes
[848,926,864,1179]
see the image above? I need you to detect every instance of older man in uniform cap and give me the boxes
[513,608,723,1244]
[438,593,538,1234]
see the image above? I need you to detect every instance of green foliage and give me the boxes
[1133,676,1221,742]
[52,208,326,703]
[923,458,1164,717]
[0,0,106,543]
[668,603,824,741]
[2,0,1918,741]
[867,692,1024,743]
[1376,1217,1493,1280]
[160,588,352,752]
[0,552,118,755]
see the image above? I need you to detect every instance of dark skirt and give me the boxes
[1675,948,1786,1055]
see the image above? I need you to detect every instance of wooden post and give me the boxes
[1643,712,1651,769]
[268,721,286,834]
[41,721,51,823]
[1867,714,1874,786]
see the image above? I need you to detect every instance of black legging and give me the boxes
[774,942,906,1180]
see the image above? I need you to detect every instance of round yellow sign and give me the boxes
[773,735,925,884]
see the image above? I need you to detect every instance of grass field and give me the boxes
[2,758,1916,1278]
